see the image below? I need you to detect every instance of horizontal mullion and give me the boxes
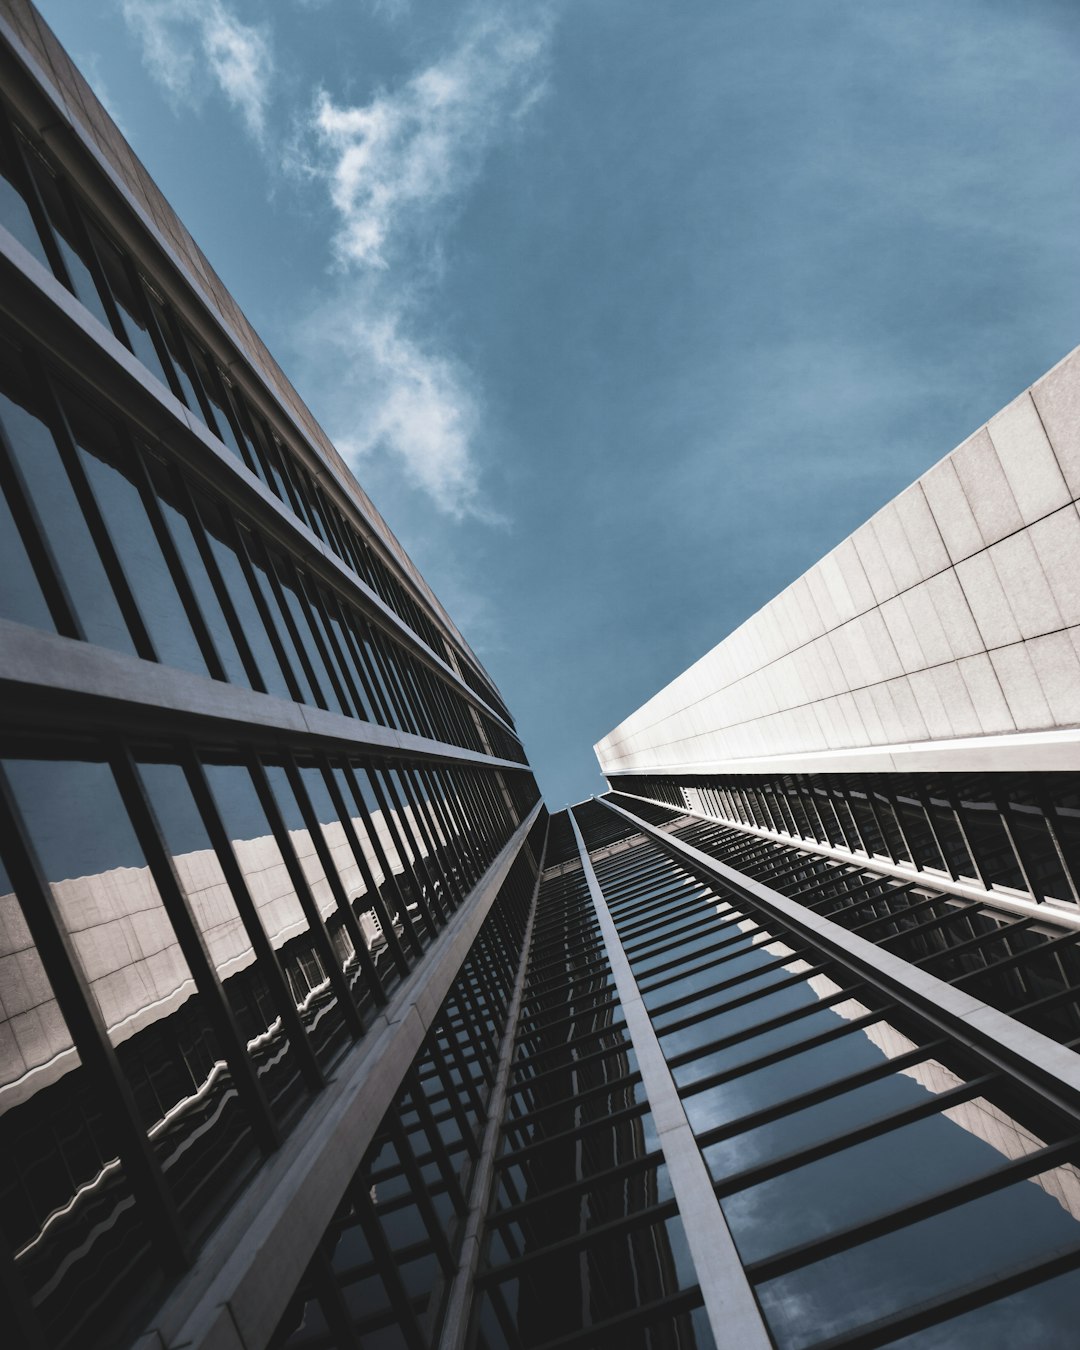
[491,1150,666,1228]
[0,236,517,735]
[712,1071,998,1198]
[478,1197,680,1284]
[744,1134,1080,1285]
[0,616,527,771]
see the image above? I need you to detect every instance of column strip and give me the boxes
[567,808,772,1350]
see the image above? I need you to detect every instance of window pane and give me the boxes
[136,757,306,1123]
[147,457,248,685]
[0,364,135,653]
[68,392,209,675]
[0,851,161,1349]
[24,155,111,331]
[196,497,292,699]
[2,755,258,1238]
[757,1167,1080,1349]
[87,224,172,389]
[0,124,50,269]
[0,438,53,631]
[202,761,348,1068]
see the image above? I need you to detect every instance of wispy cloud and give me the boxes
[121,0,557,521]
[293,5,555,519]
[300,279,500,523]
[310,9,551,268]
[120,0,273,141]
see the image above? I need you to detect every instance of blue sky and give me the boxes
[37,0,1080,806]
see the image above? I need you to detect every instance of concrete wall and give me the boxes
[596,345,1080,778]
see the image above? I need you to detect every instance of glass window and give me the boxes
[23,152,112,333]
[68,391,209,675]
[2,755,258,1234]
[0,359,135,653]
[886,1266,1080,1348]
[756,1166,1080,1350]
[145,293,202,413]
[195,495,292,699]
[202,760,347,1068]
[145,455,248,684]
[136,757,305,1123]
[0,422,54,632]
[0,119,50,269]
[723,1096,1055,1265]
[0,841,162,1349]
[85,223,172,389]
[681,1012,931,1139]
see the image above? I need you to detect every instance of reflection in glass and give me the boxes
[757,1167,1080,1350]
[69,391,209,675]
[3,756,257,1239]
[0,840,161,1348]
[0,371,134,653]
[202,761,348,1067]
[137,758,305,1122]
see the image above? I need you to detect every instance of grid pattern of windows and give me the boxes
[0,730,540,1350]
[270,845,540,1350]
[0,323,522,761]
[471,859,712,1350]
[613,772,1080,909]
[607,791,1080,1054]
[580,799,1080,1349]
[0,93,517,754]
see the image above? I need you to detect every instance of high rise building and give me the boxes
[2,5,1080,1350]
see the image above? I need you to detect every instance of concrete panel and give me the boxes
[921,457,984,564]
[595,344,1080,781]
[988,393,1071,524]
[951,427,1024,547]
[1034,347,1080,496]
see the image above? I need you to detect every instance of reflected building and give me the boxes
[4,4,1080,1349]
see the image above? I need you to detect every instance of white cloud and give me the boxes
[309,9,552,267]
[294,5,555,519]
[120,0,273,140]
[300,280,504,524]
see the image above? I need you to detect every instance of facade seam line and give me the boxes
[436,830,548,1350]
[597,795,1080,1122]
[568,803,773,1350]
[609,788,1080,932]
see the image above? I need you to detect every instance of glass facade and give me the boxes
[549,796,1080,1350]
[0,16,541,1348]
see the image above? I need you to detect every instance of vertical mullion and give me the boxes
[114,748,279,1152]
[39,366,157,659]
[996,792,1041,901]
[381,767,449,925]
[339,761,424,960]
[228,514,305,702]
[0,407,82,637]
[420,765,470,893]
[130,442,228,681]
[283,756,387,1008]
[183,750,325,1093]
[248,533,325,707]
[177,475,267,692]
[4,120,74,283]
[1038,785,1080,906]
[0,768,190,1271]
[319,758,411,978]
[366,763,441,940]
[246,756,365,1039]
